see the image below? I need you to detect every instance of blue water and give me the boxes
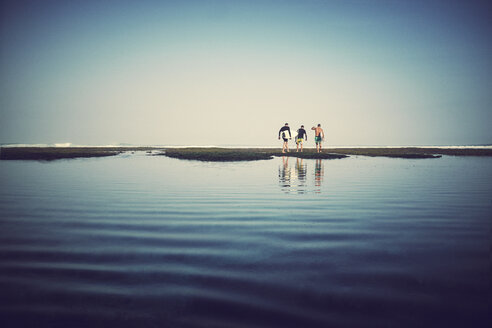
[0,153,491,327]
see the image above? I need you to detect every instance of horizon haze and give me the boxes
[1,0,491,146]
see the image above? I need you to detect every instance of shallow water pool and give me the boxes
[0,153,491,327]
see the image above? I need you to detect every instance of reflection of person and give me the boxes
[278,123,291,153]
[315,158,323,191]
[296,125,307,152]
[279,156,291,191]
[311,124,325,153]
[295,157,307,187]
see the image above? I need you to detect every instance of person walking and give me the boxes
[311,124,324,153]
[296,125,307,152]
[278,123,291,153]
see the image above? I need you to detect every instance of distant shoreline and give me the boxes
[2,143,491,149]
[1,146,492,161]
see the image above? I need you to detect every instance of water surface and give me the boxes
[1,153,491,327]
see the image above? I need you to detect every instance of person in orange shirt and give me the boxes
[311,124,324,153]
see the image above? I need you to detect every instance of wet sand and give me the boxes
[0,147,152,161]
[1,146,490,161]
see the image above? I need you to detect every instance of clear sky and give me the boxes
[1,0,491,146]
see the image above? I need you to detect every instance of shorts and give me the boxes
[315,136,322,143]
[282,138,288,142]
[296,138,304,144]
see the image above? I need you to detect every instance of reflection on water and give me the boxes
[279,157,320,193]
[314,158,323,193]
[296,158,308,188]
[1,154,491,328]
[278,156,291,191]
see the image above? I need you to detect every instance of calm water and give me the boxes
[0,153,491,328]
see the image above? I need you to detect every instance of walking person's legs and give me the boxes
[282,139,289,153]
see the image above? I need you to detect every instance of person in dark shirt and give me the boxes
[278,123,291,153]
[296,125,307,152]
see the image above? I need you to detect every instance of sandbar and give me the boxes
[2,146,490,161]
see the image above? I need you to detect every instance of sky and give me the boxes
[1,0,491,146]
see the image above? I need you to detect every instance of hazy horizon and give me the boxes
[1,0,491,146]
